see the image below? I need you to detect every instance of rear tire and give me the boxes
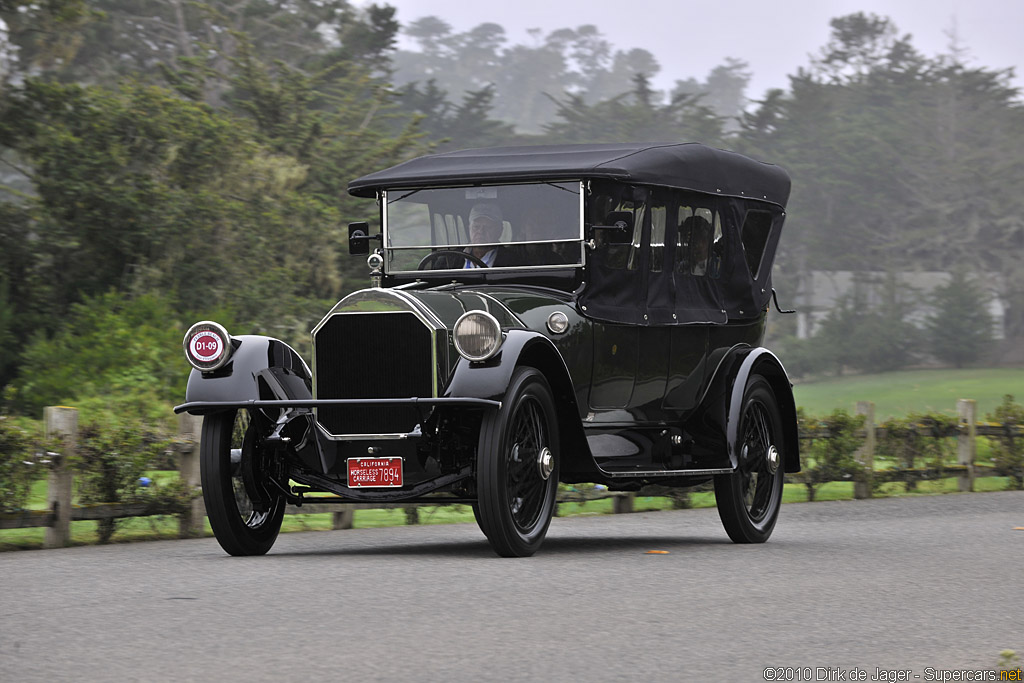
[476,367,559,557]
[201,410,285,556]
[714,376,784,543]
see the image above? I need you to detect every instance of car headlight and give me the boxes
[183,321,234,371]
[453,311,504,362]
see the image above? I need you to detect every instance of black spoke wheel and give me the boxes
[417,249,489,270]
[714,376,784,543]
[200,409,285,556]
[476,367,559,557]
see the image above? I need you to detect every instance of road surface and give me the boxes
[2,491,1022,681]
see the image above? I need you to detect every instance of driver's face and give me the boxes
[470,216,502,244]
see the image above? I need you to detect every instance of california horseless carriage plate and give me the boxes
[175,143,801,557]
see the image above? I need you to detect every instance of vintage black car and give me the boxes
[175,142,800,557]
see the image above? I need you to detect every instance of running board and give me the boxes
[596,466,733,479]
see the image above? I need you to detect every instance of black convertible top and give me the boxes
[348,142,791,207]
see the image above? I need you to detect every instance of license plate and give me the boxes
[347,457,403,488]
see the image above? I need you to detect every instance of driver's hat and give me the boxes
[469,202,503,224]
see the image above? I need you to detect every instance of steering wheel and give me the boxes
[417,249,490,270]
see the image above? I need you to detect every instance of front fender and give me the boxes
[443,329,596,480]
[182,335,312,414]
[443,329,563,403]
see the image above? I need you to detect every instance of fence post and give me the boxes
[332,506,355,530]
[612,492,635,514]
[178,413,206,537]
[854,401,875,499]
[957,399,976,493]
[44,407,77,549]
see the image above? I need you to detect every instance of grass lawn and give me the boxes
[792,367,1024,419]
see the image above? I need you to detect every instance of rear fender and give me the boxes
[183,335,312,414]
[725,348,800,473]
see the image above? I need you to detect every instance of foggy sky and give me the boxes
[367,0,1023,101]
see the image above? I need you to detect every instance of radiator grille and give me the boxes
[314,312,434,435]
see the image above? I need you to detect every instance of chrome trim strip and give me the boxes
[310,291,449,438]
[388,288,446,329]
[597,467,733,478]
[317,423,410,441]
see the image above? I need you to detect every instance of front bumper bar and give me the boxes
[173,397,502,414]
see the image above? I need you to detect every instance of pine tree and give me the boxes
[924,271,995,368]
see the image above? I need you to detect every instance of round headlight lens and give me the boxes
[453,311,503,362]
[183,321,233,371]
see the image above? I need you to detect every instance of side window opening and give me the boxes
[675,206,718,277]
[740,210,773,278]
[599,200,644,271]
[650,204,666,273]
[587,182,646,271]
[710,213,723,279]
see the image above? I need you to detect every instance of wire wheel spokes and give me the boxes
[228,411,273,530]
[740,399,777,522]
[506,397,548,531]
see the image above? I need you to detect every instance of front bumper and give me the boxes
[173,397,501,415]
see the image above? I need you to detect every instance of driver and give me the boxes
[464,202,512,268]
[431,202,516,269]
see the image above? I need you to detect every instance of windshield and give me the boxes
[384,182,584,272]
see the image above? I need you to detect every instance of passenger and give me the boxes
[680,215,716,276]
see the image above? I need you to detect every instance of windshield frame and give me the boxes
[382,181,586,275]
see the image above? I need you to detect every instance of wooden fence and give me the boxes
[2,399,1020,547]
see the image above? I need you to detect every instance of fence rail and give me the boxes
[2,400,1020,546]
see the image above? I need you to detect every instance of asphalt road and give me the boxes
[2,491,1022,682]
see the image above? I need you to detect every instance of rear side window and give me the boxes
[740,210,773,278]
[650,204,666,272]
[676,206,721,278]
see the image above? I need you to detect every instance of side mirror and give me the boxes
[591,211,634,245]
[348,222,370,255]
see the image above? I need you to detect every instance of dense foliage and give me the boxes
[986,395,1024,489]
[0,414,42,512]
[796,408,865,501]
[73,409,175,543]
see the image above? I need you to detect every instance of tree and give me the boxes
[543,73,725,145]
[1,1,398,103]
[400,81,517,150]
[813,273,921,375]
[672,58,751,127]
[0,11,422,400]
[924,271,995,367]
[0,0,92,85]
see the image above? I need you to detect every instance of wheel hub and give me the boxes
[765,445,780,474]
[537,447,554,480]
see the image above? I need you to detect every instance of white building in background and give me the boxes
[793,270,1006,340]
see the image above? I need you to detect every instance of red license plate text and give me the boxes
[347,457,403,488]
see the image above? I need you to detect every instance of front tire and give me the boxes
[476,367,560,557]
[714,376,784,543]
[201,410,285,556]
